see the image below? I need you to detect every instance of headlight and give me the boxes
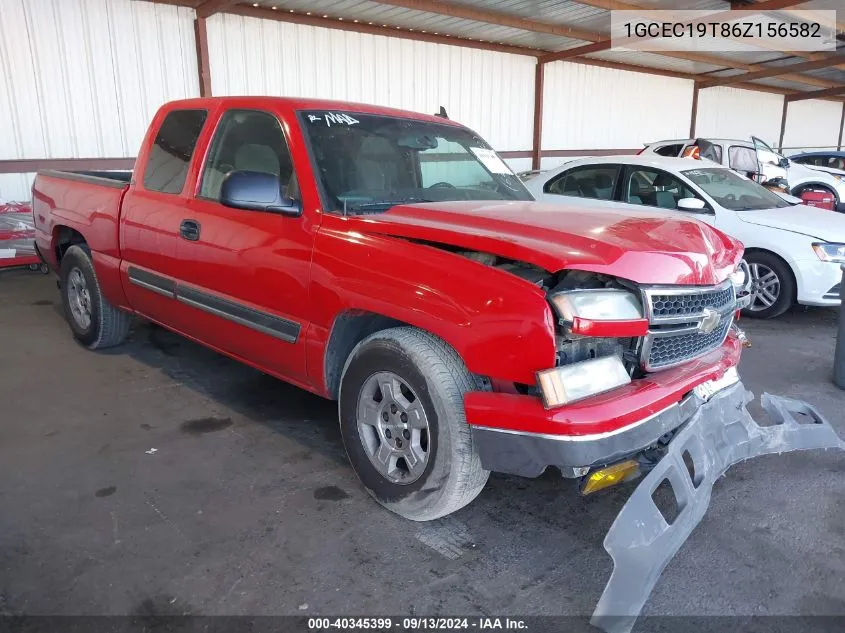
[729,262,747,288]
[549,289,643,322]
[813,242,845,263]
[537,355,631,408]
[730,260,752,310]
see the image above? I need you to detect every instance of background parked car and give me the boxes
[641,137,845,212]
[789,151,845,178]
[524,155,845,319]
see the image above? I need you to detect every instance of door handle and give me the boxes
[179,219,201,241]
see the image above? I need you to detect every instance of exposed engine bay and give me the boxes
[453,249,642,374]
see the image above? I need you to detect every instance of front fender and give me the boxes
[310,224,557,386]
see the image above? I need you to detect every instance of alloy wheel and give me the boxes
[748,262,780,312]
[67,267,92,329]
[356,371,431,484]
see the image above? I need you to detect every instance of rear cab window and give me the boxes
[142,109,208,194]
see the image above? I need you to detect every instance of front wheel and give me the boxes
[742,252,794,319]
[338,327,489,521]
[60,245,132,349]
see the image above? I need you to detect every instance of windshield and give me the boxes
[682,167,791,210]
[299,110,532,213]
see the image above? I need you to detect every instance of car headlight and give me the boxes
[813,243,845,263]
[730,260,752,310]
[537,355,631,408]
[729,261,748,289]
[548,289,643,322]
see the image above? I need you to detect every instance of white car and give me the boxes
[641,137,845,212]
[524,155,845,318]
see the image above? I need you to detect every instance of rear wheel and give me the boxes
[742,251,794,319]
[338,327,489,521]
[60,245,132,349]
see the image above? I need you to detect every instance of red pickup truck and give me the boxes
[32,97,842,631]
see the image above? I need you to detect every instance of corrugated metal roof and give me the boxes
[249,0,845,94]
[252,0,581,50]
[586,50,721,75]
[445,0,606,26]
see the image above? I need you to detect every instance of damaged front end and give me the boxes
[591,380,845,633]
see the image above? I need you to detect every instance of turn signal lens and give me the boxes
[581,460,640,495]
[536,355,631,409]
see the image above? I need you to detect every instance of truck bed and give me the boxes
[32,169,133,276]
[38,169,132,189]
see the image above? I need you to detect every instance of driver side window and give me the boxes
[199,109,298,203]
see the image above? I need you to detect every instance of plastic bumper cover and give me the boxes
[591,382,845,633]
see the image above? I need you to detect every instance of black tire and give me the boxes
[60,244,132,349]
[742,251,795,319]
[338,327,489,521]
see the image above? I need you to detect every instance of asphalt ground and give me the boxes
[1,268,843,631]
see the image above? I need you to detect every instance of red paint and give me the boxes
[570,316,649,337]
[465,334,742,437]
[358,201,743,285]
[800,189,836,211]
[31,96,745,442]
[0,202,39,269]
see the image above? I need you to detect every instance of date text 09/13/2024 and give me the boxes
[308,618,527,630]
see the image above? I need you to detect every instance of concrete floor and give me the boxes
[1,268,844,626]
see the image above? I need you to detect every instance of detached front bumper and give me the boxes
[591,381,845,633]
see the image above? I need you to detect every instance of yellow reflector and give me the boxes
[581,460,640,495]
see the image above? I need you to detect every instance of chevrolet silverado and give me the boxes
[31,97,844,632]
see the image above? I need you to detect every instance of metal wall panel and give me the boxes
[0,0,199,166]
[695,87,784,146]
[206,13,536,152]
[782,99,844,153]
[540,61,695,159]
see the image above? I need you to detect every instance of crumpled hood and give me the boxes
[349,201,743,285]
[736,205,845,241]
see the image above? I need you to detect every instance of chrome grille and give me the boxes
[650,285,734,320]
[646,319,732,370]
[641,280,736,371]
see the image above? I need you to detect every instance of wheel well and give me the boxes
[324,311,407,400]
[743,248,797,300]
[54,226,87,263]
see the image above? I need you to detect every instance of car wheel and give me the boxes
[742,252,794,319]
[338,327,489,521]
[60,244,132,349]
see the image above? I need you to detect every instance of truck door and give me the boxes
[175,108,313,384]
[120,108,210,331]
[751,136,788,184]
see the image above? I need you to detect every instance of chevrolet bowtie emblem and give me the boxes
[698,308,721,334]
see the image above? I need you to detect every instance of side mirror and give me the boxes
[220,170,301,216]
[677,198,710,213]
[778,157,790,168]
